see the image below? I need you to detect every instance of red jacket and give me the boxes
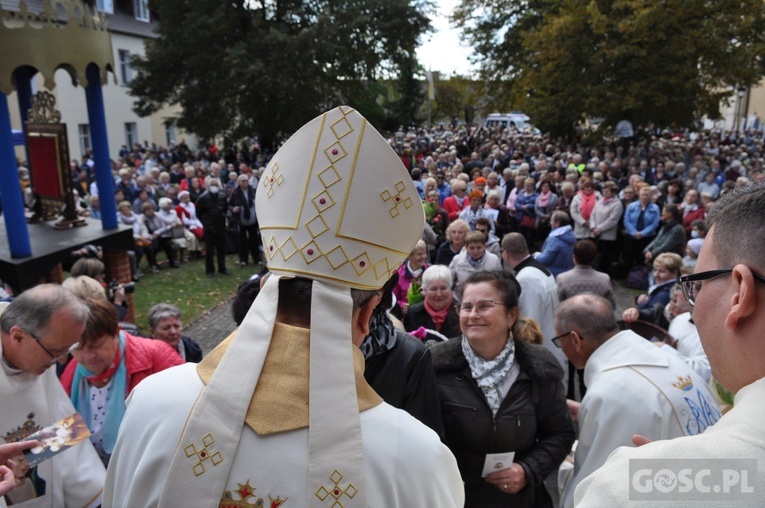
[61,333,184,397]
[682,207,705,234]
[442,195,469,221]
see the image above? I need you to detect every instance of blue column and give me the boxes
[0,93,32,258]
[85,64,117,229]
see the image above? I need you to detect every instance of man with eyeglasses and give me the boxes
[0,284,106,506]
[555,293,720,508]
[575,181,765,506]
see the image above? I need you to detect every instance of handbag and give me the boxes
[520,214,537,230]
[135,237,152,248]
[171,225,186,239]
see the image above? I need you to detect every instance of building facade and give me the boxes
[4,0,196,163]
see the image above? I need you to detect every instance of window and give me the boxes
[97,0,114,14]
[78,124,91,158]
[125,123,138,149]
[165,121,177,147]
[118,50,132,85]
[134,0,150,22]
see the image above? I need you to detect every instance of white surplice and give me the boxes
[104,362,464,507]
[559,330,721,508]
[0,343,105,508]
[576,376,765,507]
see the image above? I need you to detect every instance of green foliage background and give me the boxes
[452,0,765,135]
[131,0,433,148]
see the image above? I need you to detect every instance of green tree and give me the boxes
[453,0,765,135]
[129,0,433,148]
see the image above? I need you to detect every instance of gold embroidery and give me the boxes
[219,480,288,508]
[315,470,358,508]
[3,412,41,443]
[381,180,414,218]
[672,375,693,391]
[184,433,223,476]
[263,163,285,198]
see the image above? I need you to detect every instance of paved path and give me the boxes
[184,294,238,355]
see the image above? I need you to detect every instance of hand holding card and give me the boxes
[481,452,515,477]
[22,413,90,468]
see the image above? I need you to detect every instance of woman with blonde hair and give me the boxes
[393,239,429,314]
[622,252,683,328]
[435,219,470,266]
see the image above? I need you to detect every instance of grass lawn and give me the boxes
[129,254,262,331]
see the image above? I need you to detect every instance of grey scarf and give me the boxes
[461,334,516,415]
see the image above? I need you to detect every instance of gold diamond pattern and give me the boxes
[278,237,299,261]
[324,142,347,164]
[265,109,394,287]
[266,236,278,260]
[184,433,222,477]
[300,241,322,264]
[307,214,330,238]
[318,165,342,188]
[373,258,391,280]
[263,163,285,198]
[312,191,335,213]
[381,180,412,218]
[351,253,372,276]
[325,246,351,269]
[330,115,353,139]
[315,470,358,508]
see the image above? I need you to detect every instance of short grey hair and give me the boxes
[554,293,617,346]
[0,284,89,336]
[486,189,502,200]
[422,265,452,291]
[148,303,182,329]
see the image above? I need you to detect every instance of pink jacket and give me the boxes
[61,332,184,397]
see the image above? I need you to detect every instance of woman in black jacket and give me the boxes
[430,270,575,507]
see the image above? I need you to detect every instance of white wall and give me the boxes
[8,32,196,163]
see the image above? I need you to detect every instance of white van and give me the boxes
[484,112,537,133]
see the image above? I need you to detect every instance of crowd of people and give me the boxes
[3,111,765,507]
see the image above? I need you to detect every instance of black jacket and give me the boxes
[195,189,228,233]
[181,335,203,363]
[364,330,444,440]
[403,301,461,343]
[431,338,575,508]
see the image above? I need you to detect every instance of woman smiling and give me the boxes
[430,271,574,507]
[404,265,460,342]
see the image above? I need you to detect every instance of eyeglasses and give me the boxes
[25,329,74,364]
[552,331,581,348]
[459,300,506,315]
[678,268,765,307]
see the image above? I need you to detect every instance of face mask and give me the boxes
[690,230,699,239]
[209,186,220,194]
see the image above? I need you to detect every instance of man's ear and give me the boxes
[725,264,759,330]
[355,294,382,339]
[8,325,26,346]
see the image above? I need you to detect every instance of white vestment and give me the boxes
[0,343,105,508]
[104,363,464,507]
[666,312,711,382]
[575,376,765,507]
[559,330,721,508]
[515,262,563,369]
